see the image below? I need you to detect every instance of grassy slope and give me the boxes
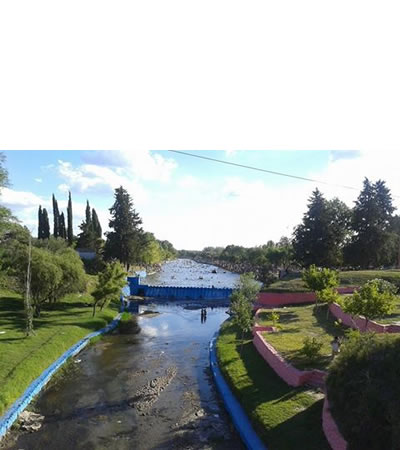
[263,269,400,293]
[216,321,330,450]
[0,288,118,417]
[258,304,344,370]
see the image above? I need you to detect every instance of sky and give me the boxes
[2,150,400,250]
[1,3,399,248]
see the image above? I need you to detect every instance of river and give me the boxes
[2,260,244,450]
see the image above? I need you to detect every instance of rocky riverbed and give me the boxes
[2,261,244,450]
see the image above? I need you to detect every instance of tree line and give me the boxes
[293,178,399,269]
[0,154,177,334]
[36,186,177,272]
[179,178,400,279]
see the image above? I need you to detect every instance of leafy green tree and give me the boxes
[230,291,254,355]
[343,279,395,329]
[52,248,87,301]
[293,189,351,267]
[237,272,261,304]
[91,261,127,316]
[140,232,162,265]
[344,178,396,268]
[302,264,339,292]
[52,194,60,238]
[67,191,73,245]
[316,287,341,318]
[104,186,144,270]
[14,246,62,317]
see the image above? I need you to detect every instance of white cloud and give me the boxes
[1,188,48,208]
[58,183,70,193]
[34,178,42,183]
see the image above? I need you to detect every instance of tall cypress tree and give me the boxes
[59,212,67,239]
[42,208,50,239]
[104,186,144,270]
[92,208,102,238]
[77,200,96,249]
[38,205,43,239]
[52,194,60,238]
[67,191,73,245]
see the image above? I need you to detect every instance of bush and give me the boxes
[326,334,400,449]
[300,337,323,362]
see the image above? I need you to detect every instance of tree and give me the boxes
[42,208,50,239]
[14,246,62,317]
[230,291,254,355]
[24,234,34,335]
[344,178,396,268]
[59,212,67,240]
[302,264,339,292]
[92,208,102,238]
[38,205,43,239]
[293,189,351,267]
[77,200,97,249]
[343,279,395,330]
[236,272,261,304]
[302,264,339,308]
[91,261,127,316]
[67,191,73,245]
[104,186,144,270]
[52,194,60,238]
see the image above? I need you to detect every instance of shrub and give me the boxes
[343,279,395,328]
[326,334,400,449]
[300,337,323,362]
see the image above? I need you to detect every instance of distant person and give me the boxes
[331,336,341,358]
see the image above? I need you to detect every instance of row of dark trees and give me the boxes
[36,186,177,272]
[293,178,400,269]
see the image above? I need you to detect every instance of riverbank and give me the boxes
[216,321,330,449]
[0,289,120,418]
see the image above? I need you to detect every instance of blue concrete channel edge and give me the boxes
[0,313,122,441]
[209,331,267,450]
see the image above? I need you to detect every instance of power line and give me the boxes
[168,150,399,198]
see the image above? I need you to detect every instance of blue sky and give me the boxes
[1,150,399,250]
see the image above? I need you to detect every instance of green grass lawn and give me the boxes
[216,321,330,450]
[263,269,400,293]
[258,304,345,371]
[0,288,118,417]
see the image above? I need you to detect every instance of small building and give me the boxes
[76,248,96,260]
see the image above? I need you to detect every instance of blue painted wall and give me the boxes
[127,276,233,300]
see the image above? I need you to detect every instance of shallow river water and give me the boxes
[3,261,244,450]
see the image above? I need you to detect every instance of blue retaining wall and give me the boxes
[0,313,122,441]
[128,276,233,300]
[209,332,267,450]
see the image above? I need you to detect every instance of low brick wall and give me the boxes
[322,396,348,450]
[329,302,400,333]
[257,287,355,307]
[253,331,326,388]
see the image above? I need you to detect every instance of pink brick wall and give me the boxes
[322,396,348,450]
[257,287,355,307]
[252,331,326,388]
[329,303,400,333]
